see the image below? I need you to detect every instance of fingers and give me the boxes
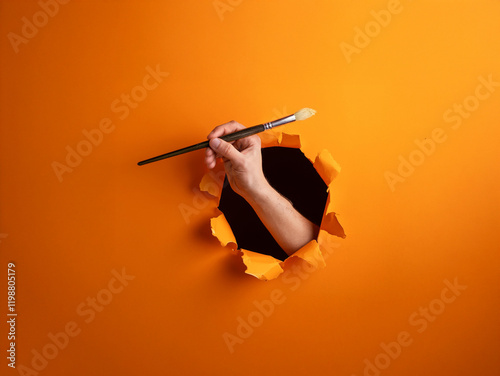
[233,132,261,152]
[204,120,262,169]
[208,138,242,166]
[205,147,217,169]
[205,121,246,169]
[204,140,230,169]
[204,142,225,169]
[207,120,246,140]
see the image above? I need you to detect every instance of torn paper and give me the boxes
[200,129,346,280]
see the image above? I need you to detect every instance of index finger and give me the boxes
[207,120,246,140]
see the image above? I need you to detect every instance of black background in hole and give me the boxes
[218,147,328,261]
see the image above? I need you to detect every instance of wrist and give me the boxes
[242,177,274,207]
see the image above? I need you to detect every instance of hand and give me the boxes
[205,120,319,256]
[205,121,268,200]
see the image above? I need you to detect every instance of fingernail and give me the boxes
[210,138,221,148]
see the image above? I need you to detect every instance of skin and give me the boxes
[205,121,319,256]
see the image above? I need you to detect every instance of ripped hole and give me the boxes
[218,146,328,261]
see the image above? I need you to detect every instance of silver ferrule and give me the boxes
[263,114,296,130]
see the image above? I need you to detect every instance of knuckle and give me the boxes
[221,142,232,154]
[228,120,244,130]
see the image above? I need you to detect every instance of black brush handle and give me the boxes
[137,124,265,166]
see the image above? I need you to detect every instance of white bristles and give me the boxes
[294,108,316,121]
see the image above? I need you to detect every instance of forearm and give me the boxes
[204,123,319,255]
[244,181,319,256]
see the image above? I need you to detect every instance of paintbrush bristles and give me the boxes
[294,108,316,121]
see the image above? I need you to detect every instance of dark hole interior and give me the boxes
[218,146,329,261]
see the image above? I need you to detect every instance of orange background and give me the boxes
[1,1,499,375]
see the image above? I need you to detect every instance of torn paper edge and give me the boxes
[200,129,346,280]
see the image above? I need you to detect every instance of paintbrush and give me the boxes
[137,108,316,166]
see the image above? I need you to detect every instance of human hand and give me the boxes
[205,121,268,200]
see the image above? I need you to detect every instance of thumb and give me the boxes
[209,138,242,164]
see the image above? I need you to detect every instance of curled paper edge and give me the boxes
[287,239,326,269]
[240,249,284,281]
[210,214,237,248]
[314,149,341,189]
[201,129,345,280]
